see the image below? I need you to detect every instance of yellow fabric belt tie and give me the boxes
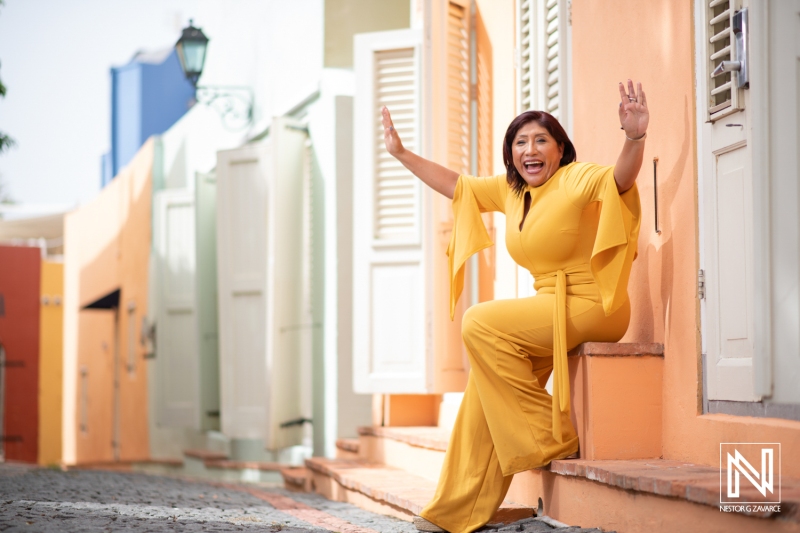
[551,269,568,444]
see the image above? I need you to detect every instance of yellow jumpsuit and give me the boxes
[419,162,641,533]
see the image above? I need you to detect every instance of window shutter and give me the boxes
[706,0,741,119]
[446,0,471,175]
[373,47,421,243]
[517,0,569,124]
[353,29,428,394]
[542,0,562,119]
[518,0,534,112]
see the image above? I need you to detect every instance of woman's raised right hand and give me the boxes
[382,106,405,158]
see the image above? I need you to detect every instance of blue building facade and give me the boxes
[102,49,195,187]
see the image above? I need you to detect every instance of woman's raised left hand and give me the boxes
[618,80,648,139]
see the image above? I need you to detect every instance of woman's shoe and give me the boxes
[413,516,445,532]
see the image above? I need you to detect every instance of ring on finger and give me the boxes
[389,126,394,131]
[628,97,636,102]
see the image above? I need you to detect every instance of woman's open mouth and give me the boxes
[523,160,545,175]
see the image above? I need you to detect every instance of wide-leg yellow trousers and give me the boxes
[419,287,630,533]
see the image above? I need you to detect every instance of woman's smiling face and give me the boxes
[512,121,565,188]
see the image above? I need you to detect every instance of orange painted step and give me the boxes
[305,456,533,524]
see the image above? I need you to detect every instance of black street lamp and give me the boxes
[175,20,209,87]
[175,20,253,131]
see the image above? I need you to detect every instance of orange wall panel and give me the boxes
[570,0,800,473]
[63,139,153,465]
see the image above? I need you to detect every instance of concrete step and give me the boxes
[357,426,447,483]
[131,458,184,476]
[335,438,360,459]
[509,458,799,532]
[280,466,312,492]
[305,456,534,524]
[354,426,800,532]
[181,448,284,483]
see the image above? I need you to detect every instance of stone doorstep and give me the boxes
[550,458,800,521]
[281,466,310,486]
[305,456,533,524]
[360,427,800,522]
[358,426,449,452]
[281,466,313,493]
[203,459,284,471]
[183,448,229,461]
[568,341,664,357]
[336,438,360,454]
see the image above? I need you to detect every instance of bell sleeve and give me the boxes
[446,174,506,320]
[566,163,642,316]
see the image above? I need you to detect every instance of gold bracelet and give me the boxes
[625,132,647,142]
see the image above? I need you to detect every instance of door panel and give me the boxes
[153,190,200,427]
[765,0,800,403]
[217,144,270,440]
[353,29,427,393]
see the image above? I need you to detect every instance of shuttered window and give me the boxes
[447,1,471,174]
[542,0,561,119]
[373,47,420,242]
[476,11,493,177]
[517,0,568,123]
[707,0,735,116]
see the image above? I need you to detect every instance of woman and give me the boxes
[381,80,649,533]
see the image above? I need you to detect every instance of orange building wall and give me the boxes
[570,0,800,474]
[63,139,153,465]
[38,260,63,466]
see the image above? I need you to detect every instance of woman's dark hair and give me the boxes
[502,110,576,196]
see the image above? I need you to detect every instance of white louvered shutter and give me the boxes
[706,0,742,119]
[353,29,427,393]
[373,47,422,244]
[517,0,570,126]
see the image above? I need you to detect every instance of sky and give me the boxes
[0,0,206,209]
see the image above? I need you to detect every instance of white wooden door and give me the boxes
[216,143,270,441]
[195,171,221,431]
[353,29,428,393]
[699,0,758,401]
[217,124,307,450]
[266,117,307,450]
[763,0,800,403]
[153,189,200,427]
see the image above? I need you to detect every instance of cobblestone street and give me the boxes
[0,463,609,533]
[0,463,415,533]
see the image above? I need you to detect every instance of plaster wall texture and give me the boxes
[38,260,64,466]
[62,140,153,465]
[570,0,800,474]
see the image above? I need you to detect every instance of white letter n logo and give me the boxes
[727,448,774,498]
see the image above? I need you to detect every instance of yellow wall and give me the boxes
[323,0,410,68]
[63,139,153,465]
[38,261,63,466]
